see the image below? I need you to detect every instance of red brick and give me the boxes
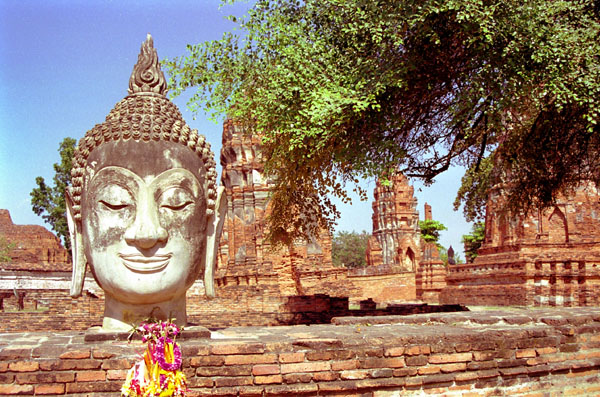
[406,355,429,366]
[190,355,224,367]
[393,367,418,377]
[41,358,101,371]
[76,370,106,381]
[278,352,305,363]
[214,376,253,387]
[16,372,74,384]
[362,357,406,369]
[405,345,431,356]
[428,352,472,364]
[0,384,34,394]
[418,366,441,375]
[384,346,405,357]
[254,374,283,384]
[59,348,91,359]
[225,353,277,365]
[0,347,32,360]
[34,384,65,395]
[280,361,330,374]
[211,343,265,355]
[66,381,121,393]
[454,371,478,382]
[107,369,128,380]
[283,373,312,383]
[101,358,133,370]
[264,383,318,395]
[516,348,537,358]
[252,364,280,376]
[197,365,251,377]
[187,377,214,388]
[8,361,39,372]
[440,363,467,373]
[92,349,116,359]
[331,359,360,371]
[536,347,558,355]
[316,380,359,392]
[0,362,8,372]
[313,371,338,381]
[340,369,370,380]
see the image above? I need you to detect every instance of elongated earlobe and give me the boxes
[204,186,226,298]
[66,190,86,298]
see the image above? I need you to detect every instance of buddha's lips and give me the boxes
[118,253,172,273]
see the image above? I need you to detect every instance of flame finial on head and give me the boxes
[128,33,168,96]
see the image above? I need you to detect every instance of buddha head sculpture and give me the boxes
[66,35,225,331]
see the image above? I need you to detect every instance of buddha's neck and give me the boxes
[102,294,187,331]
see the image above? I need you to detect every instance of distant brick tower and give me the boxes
[365,173,421,271]
[186,120,352,327]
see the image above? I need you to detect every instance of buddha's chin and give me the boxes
[100,274,187,306]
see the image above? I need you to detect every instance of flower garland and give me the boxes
[122,320,187,396]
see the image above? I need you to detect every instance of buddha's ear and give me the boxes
[204,186,227,298]
[66,189,86,298]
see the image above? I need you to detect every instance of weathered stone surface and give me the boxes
[442,183,600,307]
[66,35,224,330]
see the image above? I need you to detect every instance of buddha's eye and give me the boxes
[159,187,195,212]
[99,200,130,211]
[161,201,193,211]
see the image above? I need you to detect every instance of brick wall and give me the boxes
[441,259,600,307]
[1,308,599,396]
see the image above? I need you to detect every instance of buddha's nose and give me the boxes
[124,199,168,250]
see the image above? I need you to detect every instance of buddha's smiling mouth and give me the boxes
[118,253,172,273]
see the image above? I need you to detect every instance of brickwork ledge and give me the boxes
[1,307,599,396]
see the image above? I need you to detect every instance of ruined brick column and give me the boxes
[415,203,447,304]
[366,173,421,271]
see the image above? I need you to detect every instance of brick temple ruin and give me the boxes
[3,124,600,332]
[442,183,600,307]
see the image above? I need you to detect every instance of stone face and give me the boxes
[0,209,68,271]
[66,35,224,330]
[441,183,600,306]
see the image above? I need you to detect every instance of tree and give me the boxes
[30,137,76,251]
[0,236,15,263]
[331,230,370,268]
[462,222,486,263]
[419,220,447,245]
[165,0,600,244]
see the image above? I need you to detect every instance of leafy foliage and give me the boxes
[331,230,370,268]
[419,220,447,244]
[166,0,600,244]
[30,137,76,251]
[0,236,15,263]
[462,222,486,263]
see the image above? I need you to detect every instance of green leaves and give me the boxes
[419,219,447,244]
[332,230,370,268]
[462,222,485,262]
[30,137,76,251]
[166,0,600,245]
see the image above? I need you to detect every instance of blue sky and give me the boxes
[0,0,472,257]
